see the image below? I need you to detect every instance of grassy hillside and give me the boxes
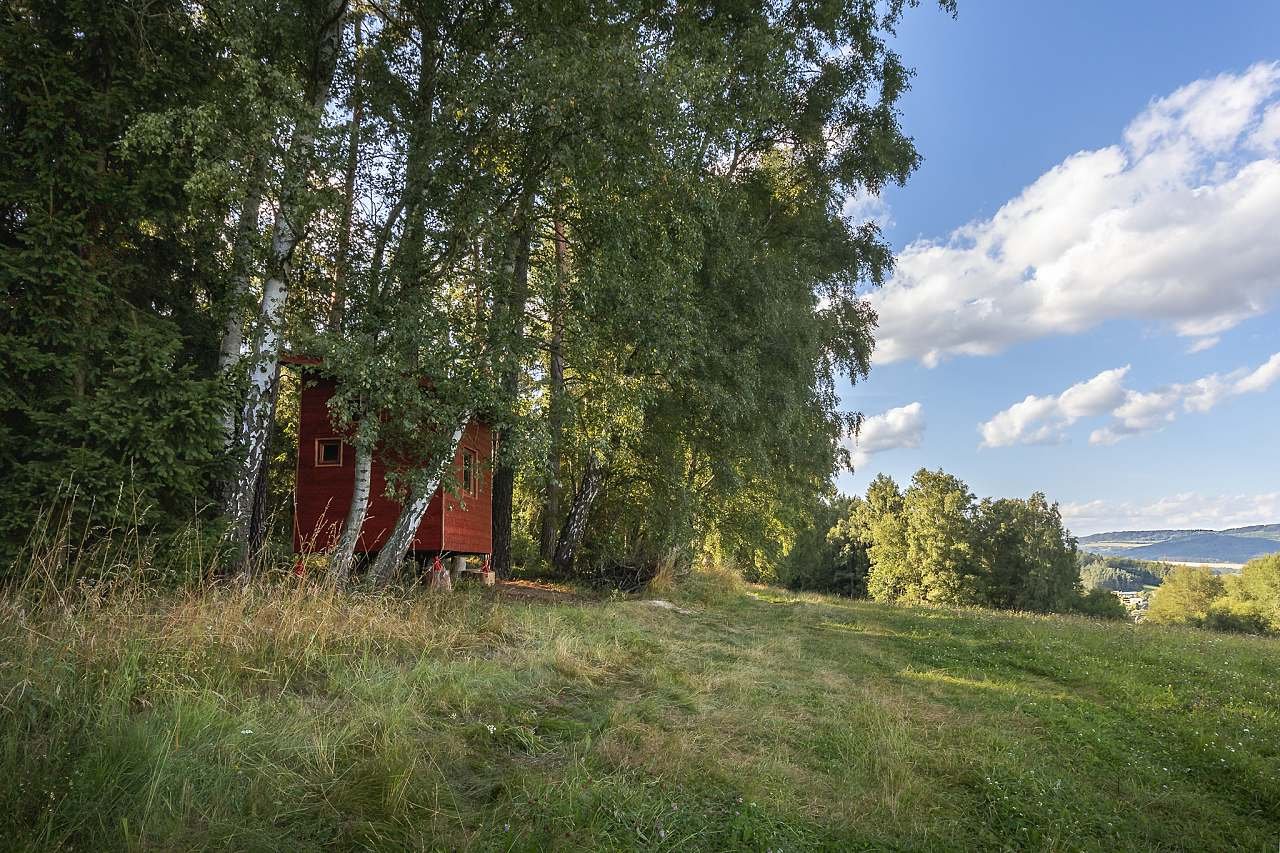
[2,577,1278,851]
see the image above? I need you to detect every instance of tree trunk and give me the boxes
[224,0,347,580]
[538,217,567,561]
[246,360,282,567]
[218,173,264,447]
[331,435,372,585]
[327,14,362,332]
[368,417,469,589]
[491,200,534,578]
[219,177,263,373]
[552,449,607,574]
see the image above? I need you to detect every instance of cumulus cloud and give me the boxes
[980,353,1280,447]
[871,62,1280,367]
[1061,492,1280,537]
[850,402,924,468]
[979,367,1130,447]
[1089,352,1280,444]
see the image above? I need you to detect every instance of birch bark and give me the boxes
[552,449,607,573]
[491,199,534,577]
[330,430,373,584]
[327,14,362,332]
[218,175,263,448]
[219,178,263,373]
[224,0,347,578]
[368,416,469,588]
[538,217,567,560]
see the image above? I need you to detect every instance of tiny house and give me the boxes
[286,357,493,562]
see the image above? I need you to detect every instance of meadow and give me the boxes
[2,571,1277,851]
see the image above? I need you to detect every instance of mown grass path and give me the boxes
[1,582,1277,850]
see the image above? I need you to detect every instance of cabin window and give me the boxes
[462,448,478,495]
[315,438,343,467]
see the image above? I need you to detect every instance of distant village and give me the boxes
[1113,589,1150,620]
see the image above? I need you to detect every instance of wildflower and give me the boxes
[486,724,496,735]
[240,729,253,735]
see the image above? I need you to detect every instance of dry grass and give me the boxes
[1,546,1278,850]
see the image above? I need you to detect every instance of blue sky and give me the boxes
[837,1,1280,535]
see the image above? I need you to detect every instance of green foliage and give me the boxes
[1073,588,1129,620]
[1138,556,1279,635]
[777,495,866,595]
[0,0,230,561]
[975,493,1080,612]
[1145,566,1225,627]
[799,469,1090,617]
[1195,554,1280,634]
[2,0,958,585]
[895,469,978,604]
[1079,556,1172,591]
[1230,553,1280,631]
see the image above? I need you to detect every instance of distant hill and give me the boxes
[1079,524,1280,564]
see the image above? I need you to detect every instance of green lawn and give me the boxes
[2,577,1277,850]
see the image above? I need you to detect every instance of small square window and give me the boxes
[315,438,343,467]
[461,448,478,495]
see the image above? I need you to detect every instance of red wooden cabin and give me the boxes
[286,358,492,561]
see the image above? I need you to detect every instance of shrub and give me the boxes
[1073,588,1129,620]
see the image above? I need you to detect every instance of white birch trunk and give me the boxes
[224,230,295,575]
[539,217,568,560]
[224,0,347,578]
[218,179,263,448]
[368,417,469,589]
[219,182,263,373]
[330,437,373,584]
[553,450,607,573]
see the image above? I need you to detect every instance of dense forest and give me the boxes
[1,0,962,585]
[1078,555,1173,592]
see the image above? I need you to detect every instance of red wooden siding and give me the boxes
[292,372,493,556]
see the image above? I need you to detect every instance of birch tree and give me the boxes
[223,0,349,577]
[331,0,518,586]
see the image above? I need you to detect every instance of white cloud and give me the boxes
[1235,351,1280,393]
[978,367,1130,448]
[871,62,1280,366]
[843,187,891,229]
[1061,492,1280,537]
[850,402,924,468]
[980,353,1280,448]
[1251,102,1280,151]
[1092,351,1280,444]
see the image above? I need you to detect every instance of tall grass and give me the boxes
[2,514,1277,850]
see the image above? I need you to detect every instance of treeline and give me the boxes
[0,1,956,584]
[1079,556,1173,592]
[1146,555,1280,634]
[781,469,1126,618]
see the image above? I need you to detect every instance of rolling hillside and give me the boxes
[1079,523,1280,564]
